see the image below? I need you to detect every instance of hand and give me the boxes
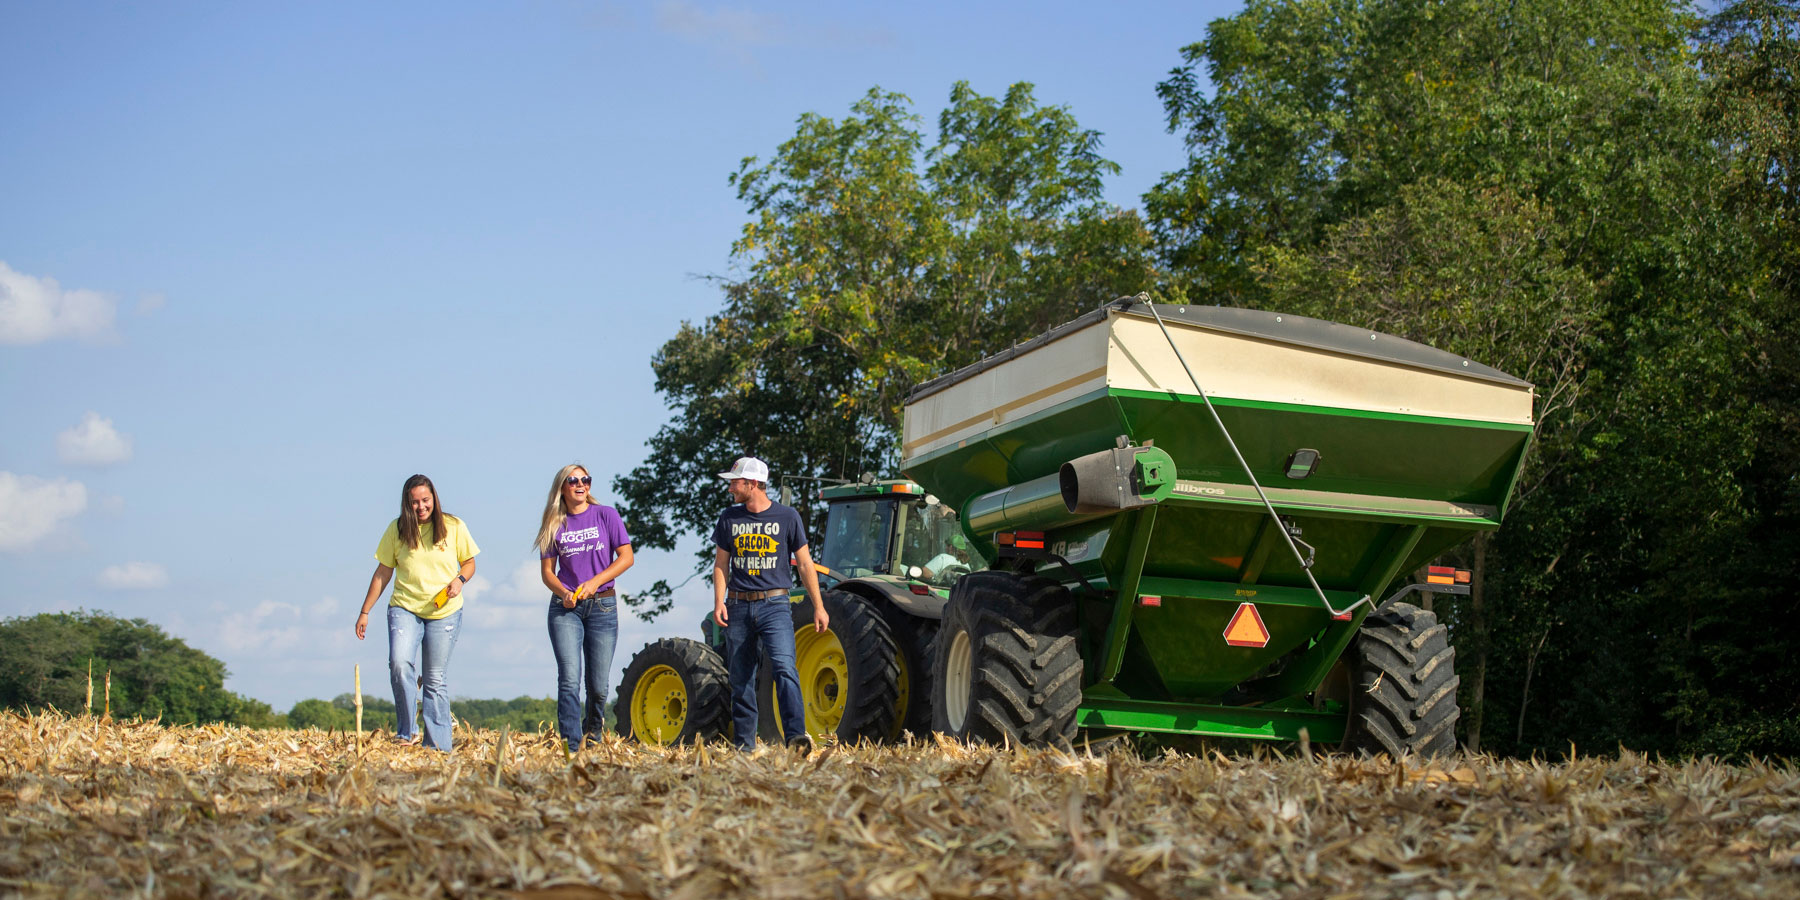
[713,601,729,628]
[446,577,463,600]
[355,612,369,640]
[561,592,577,609]
[812,605,830,634]
[573,581,591,601]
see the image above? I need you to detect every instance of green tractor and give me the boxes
[614,478,977,747]
[620,297,1528,757]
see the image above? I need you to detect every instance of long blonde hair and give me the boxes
[534,464,590,555]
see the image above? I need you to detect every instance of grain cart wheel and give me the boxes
[932,571,1082,747]
[616,638,730,746]
[757,591,902,745]
[880,605,939,741]
[1341,602,1461,758]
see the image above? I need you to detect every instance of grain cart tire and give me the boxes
[756,591,901,745]
[880,604,939,741]
[932,571,1082,747]
[1342,602,1461,758]
[616,638,731,746]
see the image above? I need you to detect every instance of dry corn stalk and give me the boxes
[0,712,1796,899]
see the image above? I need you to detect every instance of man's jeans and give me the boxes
[723,598,805,750]
[546,592,618,752]
[387,606,462,750]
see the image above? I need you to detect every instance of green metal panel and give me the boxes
[1076,697,1347,743]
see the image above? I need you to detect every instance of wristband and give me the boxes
[458,574,469,585]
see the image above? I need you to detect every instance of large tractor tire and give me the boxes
[881,604,939,741]
[1341,602,1461,758]
[757,591,902,745]
[931,571,1082,747]
[616,638,730,746]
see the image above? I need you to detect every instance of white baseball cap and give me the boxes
[717,456,771,483]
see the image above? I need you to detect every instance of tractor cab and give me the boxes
[813,480,978,588]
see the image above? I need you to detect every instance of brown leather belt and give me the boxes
[727,588,788,601]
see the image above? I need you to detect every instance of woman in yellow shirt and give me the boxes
[354,474,480,750]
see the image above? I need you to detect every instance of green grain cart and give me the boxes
[904,298,1532,755]
[617,297,1532,756]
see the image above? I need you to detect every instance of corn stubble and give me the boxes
[1,712,1796,898]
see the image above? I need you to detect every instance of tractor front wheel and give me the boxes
[759,591,901,745]
[1341,602,1461,758]
[932,571,1082,747]
[881,604,939,742]
[616,638,730,746]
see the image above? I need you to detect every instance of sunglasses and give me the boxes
[565,475,592,486]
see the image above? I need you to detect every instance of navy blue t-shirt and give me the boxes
[712,502,809,592]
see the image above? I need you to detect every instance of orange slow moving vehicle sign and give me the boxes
[1223,602,1271,648]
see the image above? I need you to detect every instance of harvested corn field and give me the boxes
[1,713,1797,899]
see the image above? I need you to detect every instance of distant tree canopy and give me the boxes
[618,0,1799,758]
[280,694,566,735]
[0,610,278,727]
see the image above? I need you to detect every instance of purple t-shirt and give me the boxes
[542,505,632,593]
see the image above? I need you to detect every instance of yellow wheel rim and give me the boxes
[631,664,687,745]
[794,626,847,739]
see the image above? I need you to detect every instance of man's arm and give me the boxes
[712,546,731,628]
[795,545,828,634]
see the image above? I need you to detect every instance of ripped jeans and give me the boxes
[388,606,462,750]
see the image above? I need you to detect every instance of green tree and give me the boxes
[286,698,352,731]
[1151,0,1787,755]
[451,695,561,733]
[615,83,1159,615]
[0,610,271,726]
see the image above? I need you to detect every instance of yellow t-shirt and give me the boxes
[375,516,480,619]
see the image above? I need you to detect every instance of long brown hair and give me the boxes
[398,474,450,550]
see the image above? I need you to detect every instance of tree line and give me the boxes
[0,611,568,733]
[615,0,1800,759]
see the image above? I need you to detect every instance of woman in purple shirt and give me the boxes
[535,463,634,752]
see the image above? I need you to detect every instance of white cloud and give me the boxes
[217,599,306,654]
[0,261,116,344]
[0,472,87,551]
[57,412,133,466]
[97,561,169,590]
[656,0,778,48]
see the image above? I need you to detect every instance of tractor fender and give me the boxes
[834,575,947,621]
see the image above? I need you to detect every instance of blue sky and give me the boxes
[0,0,1241,711]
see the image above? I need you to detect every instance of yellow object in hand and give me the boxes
[431,587,449,609]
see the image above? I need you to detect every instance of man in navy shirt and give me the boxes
[711,456,829,751]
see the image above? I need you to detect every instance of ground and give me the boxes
[1,713,1797,898]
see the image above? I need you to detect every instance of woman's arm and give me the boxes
[444,557,476,600]
[355,564,395,640]
[577,544,635,597]
[543,556,576,606]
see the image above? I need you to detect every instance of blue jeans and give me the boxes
[546,592,618,751]
[724,598,805,750]
[388,606,462,750]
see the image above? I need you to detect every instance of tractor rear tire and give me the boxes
[616,638,731,746]
[757,591,901,745]
[881,604,939,741]
[931,571,1082,747]
[1342,602,1461,758]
